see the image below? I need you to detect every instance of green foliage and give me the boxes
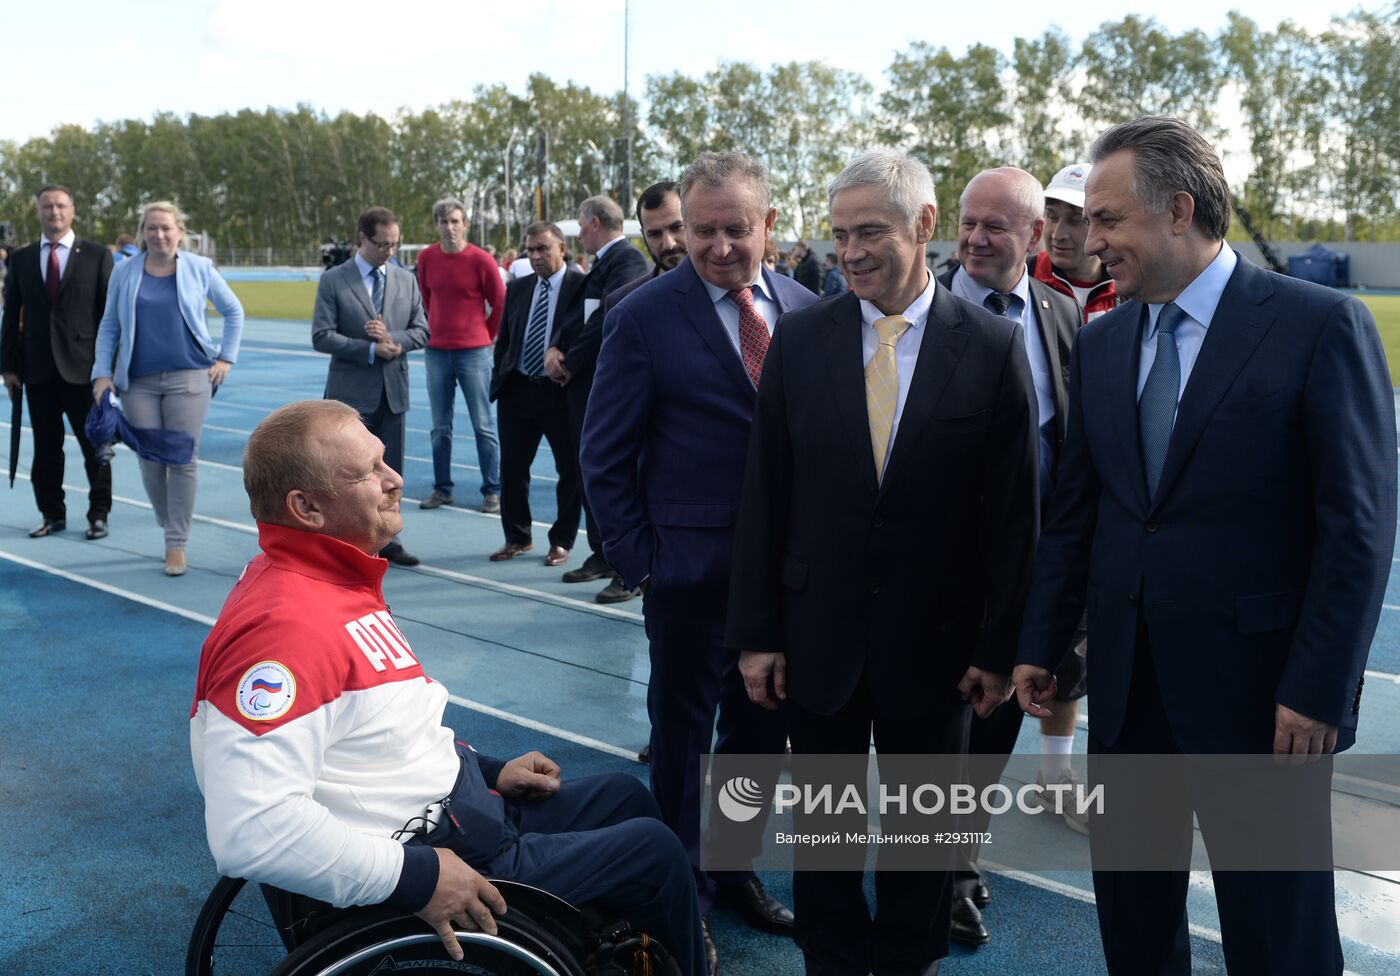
[2,10,1397,251]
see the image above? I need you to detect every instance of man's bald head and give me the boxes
[956,167,1046,294]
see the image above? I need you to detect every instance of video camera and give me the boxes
[320,239,354,269]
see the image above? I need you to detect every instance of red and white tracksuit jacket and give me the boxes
[191,523,463,909]
[1031,251,1119,324]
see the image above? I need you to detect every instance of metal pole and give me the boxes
[504,132,517,250]
[621,0,632,208]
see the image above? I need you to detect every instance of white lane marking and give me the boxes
[0,549,640,758]
[0,549,218,627]
[202,421,559,484]
[983,863,1369,972]
[414,564,644,624]
[1366,669,1400,683]
[8,469,635,621]
[444,694,636,761]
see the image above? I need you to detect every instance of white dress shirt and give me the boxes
[519,264,568,372]
[700,271,780,359]
[859,271,937,474]
[41,230,77,286]
[951,266,1055,431]
[1136,243,1237,407]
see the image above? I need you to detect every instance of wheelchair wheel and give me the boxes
[186,876,289,976]
[268,900,587,976]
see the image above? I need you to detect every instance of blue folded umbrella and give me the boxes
[85,390,196,465]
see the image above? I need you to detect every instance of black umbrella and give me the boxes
[8,380,19,488]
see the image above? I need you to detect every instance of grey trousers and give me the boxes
[122,369,211,550]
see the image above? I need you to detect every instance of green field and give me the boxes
[213,282,1400,386]
[223,280,320,320]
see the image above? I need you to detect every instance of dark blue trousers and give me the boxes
[1090,633,1342,976]
[643,598,789,914]
[488,772,705,976]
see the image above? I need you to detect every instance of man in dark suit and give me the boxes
[727,149,1039,976]
[582,152,815,973]
[1,184,114,539]
[488,221,585,566]
[1013,116,1396,976]
[602,181,687,315]
[935,167,1085,946]
[550,195,648,603]
[311,206,429,565]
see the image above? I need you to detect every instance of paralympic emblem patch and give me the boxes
[236,661,297,721]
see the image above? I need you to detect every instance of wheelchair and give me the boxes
[186,875,679,976]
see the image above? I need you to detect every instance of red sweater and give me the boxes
[416,243,505,349]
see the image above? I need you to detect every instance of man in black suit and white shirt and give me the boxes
[488,222,585,567]
[727,149,1039,976]
[549,195,648,603]
[936,166,1085,947]
[1,184,114,540]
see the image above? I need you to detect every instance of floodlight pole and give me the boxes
[620,0,632,208]
[504,132,517,250]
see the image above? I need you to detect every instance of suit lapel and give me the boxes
[672,258,755,401]
[1108,302,1151,513]
[1151,260,1275,510]
[346,262,375,321]
[822,293,879,499]
[1027,278,1069,430]
[878,283,969,496]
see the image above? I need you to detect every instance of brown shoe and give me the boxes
[544,545,570,566]
[490,542,533,561]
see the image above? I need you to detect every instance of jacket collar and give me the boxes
[256,522,388,590]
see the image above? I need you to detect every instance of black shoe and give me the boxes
[716,878,794,934]
[637,743,650,764]
[561,552,611,583]
[700,916,719,976]
[85,519,108,540]
[973,880,990,909]
[379,543,421,567]
[949,896,989,946]
[29,518,66,538]
[595,574,641,604]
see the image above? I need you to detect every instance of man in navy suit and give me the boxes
[581,152,815,973]
[1013,116,1396,975]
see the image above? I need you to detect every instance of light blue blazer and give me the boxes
[92,251,244,390]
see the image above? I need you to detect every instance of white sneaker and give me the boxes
[1027,768,1091,835]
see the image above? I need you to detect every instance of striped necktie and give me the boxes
[519,277,551,376]
[370,266,384,317]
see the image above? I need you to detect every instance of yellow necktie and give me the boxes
[866,314,909,481]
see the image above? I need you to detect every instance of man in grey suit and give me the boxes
[312,206,430,565]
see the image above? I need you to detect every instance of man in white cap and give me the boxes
[1030,162,1119,323]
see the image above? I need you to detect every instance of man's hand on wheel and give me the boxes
[416,849,507,961]
[495,751,562,799]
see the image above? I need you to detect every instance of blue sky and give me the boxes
[5,0,1376,145]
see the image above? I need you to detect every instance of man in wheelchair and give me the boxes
[191,399,705,975]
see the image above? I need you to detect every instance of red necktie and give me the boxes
[46,242,61,304]
[729,286,770,388]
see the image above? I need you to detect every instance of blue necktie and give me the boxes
[519,277,551,376]
[1140,302,1187,499]
[370,267,384,317]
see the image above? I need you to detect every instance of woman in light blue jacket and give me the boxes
[92,201,243,576]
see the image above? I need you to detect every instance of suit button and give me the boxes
[1145,521,1159,533]
[1128,594,1137,605]
[869,582,880,594]
[874,518,885,528]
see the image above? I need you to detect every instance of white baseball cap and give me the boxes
[1044,162,1092,209]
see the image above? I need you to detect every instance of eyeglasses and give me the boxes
[366,237,400,251]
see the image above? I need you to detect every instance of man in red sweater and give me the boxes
[1031,162,1119,324]
[416,199,506,513]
